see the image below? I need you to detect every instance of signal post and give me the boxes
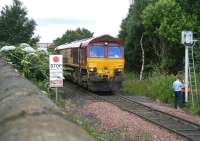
[181,31,195,102]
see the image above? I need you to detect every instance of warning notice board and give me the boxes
[49,55,63,87]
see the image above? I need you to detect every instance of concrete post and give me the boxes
[185,46,189,102]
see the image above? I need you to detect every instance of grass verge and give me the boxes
[122,72,200,115]
[122,72,175,104]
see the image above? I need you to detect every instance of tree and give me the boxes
[176,0,200,71]
[119,0,199,74]
[53,28,93,46]
[142,0,197,44]
[142,0,198,72]
[119,0,156,72]
[0,0,38,45]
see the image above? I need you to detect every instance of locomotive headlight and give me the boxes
[89,67,97,72]
[115,68,122,72]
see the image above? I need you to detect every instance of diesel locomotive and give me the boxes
[55,35,125,91]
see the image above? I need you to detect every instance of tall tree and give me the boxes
[0,0,38,45]
[142,0,198,72]
[177,0,200,72]
[119,0,199,74]
[119,0,156,72]
[53,28,93,46]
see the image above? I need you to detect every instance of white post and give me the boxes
[56,88,58,102]
[185,46,189,102]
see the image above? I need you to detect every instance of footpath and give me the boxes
[0,58,95,141]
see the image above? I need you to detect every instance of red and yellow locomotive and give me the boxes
[55,35,125,91]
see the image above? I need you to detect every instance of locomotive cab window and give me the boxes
[89,46,105,58]
[108,47,123,58]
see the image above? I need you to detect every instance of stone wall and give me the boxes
[0,58,95,141]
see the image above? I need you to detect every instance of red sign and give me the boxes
[53,56,59,63]
[50,80,63,87]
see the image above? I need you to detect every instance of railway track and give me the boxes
[64,81,200,141]
[96,93,200,141]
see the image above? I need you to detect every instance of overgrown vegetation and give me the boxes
[119,0,200,114]
[123,73,175,103]
[0,44,53,97]
[122,72,200,114]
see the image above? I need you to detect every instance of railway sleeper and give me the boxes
[178,128,200,131]
[158,121,195,131]
[130,109,152,113]
[134,112,158,117]
[181,134,200,141]
[178,130,200,136]
[120,105,149,111]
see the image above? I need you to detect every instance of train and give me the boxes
[55,35,125,92]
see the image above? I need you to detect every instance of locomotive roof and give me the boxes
[55,34,123,50]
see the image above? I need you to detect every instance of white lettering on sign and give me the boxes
[49,55,63,87]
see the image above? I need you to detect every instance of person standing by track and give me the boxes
[172,75,183,109]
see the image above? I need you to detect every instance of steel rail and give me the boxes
[97,94,200,141]
[63,81,200,141]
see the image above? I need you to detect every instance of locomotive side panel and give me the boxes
[60,48,86,67]
[72,48,79,64]
[59,49,73,65]
[66,49,73,64]
[80,48,87,66]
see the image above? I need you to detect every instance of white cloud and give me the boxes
[0,0,12,8]
[0,0,130,43]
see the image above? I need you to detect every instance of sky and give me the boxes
[0,0,130,43]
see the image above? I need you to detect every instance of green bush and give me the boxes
[1,48,25,70]
[21,51,49,81]
[0,44,50,95]
[122,73,175,104]
[123,72,200,114]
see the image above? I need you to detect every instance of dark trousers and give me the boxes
[174,91,181,109]
[182,93,185,106]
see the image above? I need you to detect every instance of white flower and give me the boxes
[28,52,38,56]
[0,45,16,52]
[19,43,31,48]
[36,47,48,54]
[22,47,36,53]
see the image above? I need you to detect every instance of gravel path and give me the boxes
[80,102,185,141]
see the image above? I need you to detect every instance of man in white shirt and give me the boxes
[172,75,182,109]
